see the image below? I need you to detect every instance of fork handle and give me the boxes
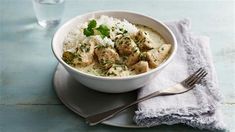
[86,91,162,126]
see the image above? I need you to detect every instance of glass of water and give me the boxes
[32,0,65,28]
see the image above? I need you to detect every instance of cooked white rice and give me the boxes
[63,15,139,51]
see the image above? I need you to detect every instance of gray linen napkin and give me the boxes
[134,19,226,131]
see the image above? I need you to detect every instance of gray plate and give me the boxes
[53,64,145,128]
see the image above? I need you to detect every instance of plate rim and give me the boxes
[53,64,148,128]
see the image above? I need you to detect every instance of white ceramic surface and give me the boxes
[53,64,142,128]
[52,10,177,93]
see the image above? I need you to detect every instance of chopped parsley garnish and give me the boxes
[83,20,110,38]
[96,24,110,38]
[74,53,82,61]
[83,19,96,37]
[123,30,128,34]
[88,19,97,30]
[79,43,90,52]
[139,52,148,61]
[96,44,110,49]
[132,46,139,52]
[83,28,94,37]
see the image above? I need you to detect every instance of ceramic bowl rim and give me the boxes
[51,10,177,80]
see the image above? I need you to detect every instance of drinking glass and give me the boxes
[32,0,65,28]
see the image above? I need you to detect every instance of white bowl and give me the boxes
[52,10,177,93]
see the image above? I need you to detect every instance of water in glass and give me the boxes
[32,0,65,28]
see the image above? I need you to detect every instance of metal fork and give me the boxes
[86,68,208,126]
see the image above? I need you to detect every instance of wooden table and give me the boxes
[0,0,234,131]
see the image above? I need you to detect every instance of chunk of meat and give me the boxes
[116,36,138,55]
[75,53,93,66]
[106,65,130,77]
[75,41,95,66]
[62,40,95,67]
[89,37,100,46]
[95,46,120,69]
[146,44,172,68]
[62,51,75,65]
[131,61,149,74]
[134,30,153,51]
[126,50,140,67]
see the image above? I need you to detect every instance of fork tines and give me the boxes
[183,68,208,87]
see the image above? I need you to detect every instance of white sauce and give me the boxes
[76,25,167,76]
[137,25,166,48]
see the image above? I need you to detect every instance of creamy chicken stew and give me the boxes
[62,16,171,77]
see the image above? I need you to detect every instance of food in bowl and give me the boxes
[62,15,172,77]
[52,11,177,93]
